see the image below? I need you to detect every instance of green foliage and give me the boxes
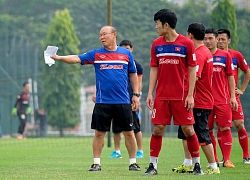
[42,9,81,136]
[210,0,238,49]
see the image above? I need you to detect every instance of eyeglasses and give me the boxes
[99,32,114,37]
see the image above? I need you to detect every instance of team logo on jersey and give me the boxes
[240,112,243,116]
[158,47,163,51]
[187,116,193,120]
[100,64,123,69]
[175,47,181,52]
[118,55,125,59]
[159,58,179,64]
[100,55,106,59]
[215,57,221,61]
[196,113,201,116]
[213,67,222,72]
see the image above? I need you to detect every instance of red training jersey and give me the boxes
[228,49,249,86]
[212,48,234,105]
[194,45,214,109]
[150,34,196,100]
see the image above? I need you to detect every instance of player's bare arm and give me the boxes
[236,68,250,95]
[129,72,139,110]
[50,55,81,64]
[228,75,238,111]
[185,66,196,111]
[146,67,158,110]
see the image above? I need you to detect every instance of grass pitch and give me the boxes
[0,136,249,180]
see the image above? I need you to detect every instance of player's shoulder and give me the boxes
[115,46,132,56]
[196,45,212,58]
[229,48,243,57]
[153,36,165,44]
[134,60,143,71]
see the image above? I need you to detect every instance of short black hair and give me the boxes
[187,22,205,40]
[154,9,177,29]
[217,28,231,39]
[119,39,133,48]
[205,28,218,37]
[23,82,29,87]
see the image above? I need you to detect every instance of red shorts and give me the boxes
[232,96,244,120]
[151,99,194,125]
[208,104,232,129]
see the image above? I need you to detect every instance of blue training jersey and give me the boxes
[78,46,137,104]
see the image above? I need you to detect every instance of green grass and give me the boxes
[0,137,249,180]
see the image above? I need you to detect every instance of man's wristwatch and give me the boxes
[133,93,140,97]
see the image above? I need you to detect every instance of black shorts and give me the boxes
[177,108,211,145]
[91,104,133,132]
[113,110,141,134]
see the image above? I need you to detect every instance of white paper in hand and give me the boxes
[44,46,59,66]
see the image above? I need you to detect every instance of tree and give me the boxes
[210,0,238,49]
[41,8,81,137]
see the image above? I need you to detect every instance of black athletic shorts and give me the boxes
[113,110,141,134]
[177,108,212,146]
[91,104,133,132]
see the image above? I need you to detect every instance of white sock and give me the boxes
[192,157,200,164]
[94,158,100,165]
[150,156,158,169]
[115,150,121,154]
[183,158,192,166]
[130,158,136,165]
[208,163,218,169]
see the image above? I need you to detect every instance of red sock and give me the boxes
[217,130,222,160]
[238,129,249,158]
[150,134,162,157]
[209,131,219,162]
[186,134,200,158]
[221,129,233,161]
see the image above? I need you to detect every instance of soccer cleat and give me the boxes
[223,160,235,168]
[89,164,101,171]
[109,150,122,158]
[144,163,157,175]
[204,166,220,174]
[129,163,141,171]
[172,164,193,173]
[193,163,203,175]
[136,151,144,158]
[243,157,250,164]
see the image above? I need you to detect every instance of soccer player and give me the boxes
[172,23,220,174]
[217,28,250,164]
[108,39,144,159]
[204,28,238,168]
[51,26,141,171]
[11,82,31,140]
[144,9,203,175]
